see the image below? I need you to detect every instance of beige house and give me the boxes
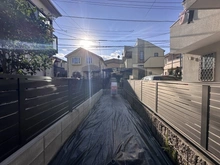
[170,0,220,82]
[105,59,124,69]
[65,47,106,79]
[164,54,182,76]
[123,38,165,79]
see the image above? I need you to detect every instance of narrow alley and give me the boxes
[49,94,172,165]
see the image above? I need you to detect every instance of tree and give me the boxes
[0,0,56,75]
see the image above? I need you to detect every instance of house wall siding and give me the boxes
[183,41,220,82]
[170,9,220,53]
[67,49,104,78]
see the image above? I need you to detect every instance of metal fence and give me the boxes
[123,80,220,162]
[0,75,102,162]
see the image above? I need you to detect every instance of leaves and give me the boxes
[0,0,56,75]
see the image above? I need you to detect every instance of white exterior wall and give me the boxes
[183,41,220,82]
[170,9,220,53]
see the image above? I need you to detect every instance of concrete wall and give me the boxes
[183,41,220,82]
[182,54,200,82]
[184,0,220,10]
[170,9,220,53]
[1,90,103,165]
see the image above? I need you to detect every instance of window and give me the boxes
[72,57,81,64]
[199,53,215,81]
[148,71,152,75]
[86,57,92,64]
[139,51,144,60]
[154,53,158,57]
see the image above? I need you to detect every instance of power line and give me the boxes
[144,0,156,18]
[55,26,134,33]
[58,43,170,47]
[55,24,169,33]
[52,0,182,10]
[53,1,91,37]
[57,38,170,42]
[62,15,175,23]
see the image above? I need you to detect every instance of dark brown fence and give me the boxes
[123,80,220,162]
[0,75,102,162]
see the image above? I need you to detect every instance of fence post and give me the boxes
[68,79,72,112]
[141,81,143,102]
[155,82,158,113]
[201,85,210,149]
[84,80,87,101]
[18,77,26,145]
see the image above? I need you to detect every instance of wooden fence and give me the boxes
[0,75,102,162]
[124,80,220,162]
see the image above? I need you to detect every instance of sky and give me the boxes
[51,0,183,61]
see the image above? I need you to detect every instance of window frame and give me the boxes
[154,53,159,57]
[72,57,81,64]
[86,57,93,64]
[199,53,216,82]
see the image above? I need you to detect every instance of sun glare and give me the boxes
[79,39,93,49]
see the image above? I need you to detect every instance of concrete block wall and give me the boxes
[1,90,103,165]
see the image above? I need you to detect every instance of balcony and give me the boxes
[170,9,220,53]
[183,0,220,10]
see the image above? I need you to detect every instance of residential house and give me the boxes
[104,59,124,73]
[123,38,165,79]
[170,0,220,82]
[29,0,61,52]
[30,0,61,76]
[65,47,106,79]
[34,56,67,77]
[164,53,182,76]
[53,57,67,77]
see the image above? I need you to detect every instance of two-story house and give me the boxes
[123,38,165,79]
[53,56,67,77]
[170,0,220,82]
[164,53,182,76]
[27,0,61,52]
[65,47,106,79]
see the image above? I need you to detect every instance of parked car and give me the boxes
[141,75,179,81]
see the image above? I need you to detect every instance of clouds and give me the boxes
[101,49,123,61]
[62,49,68,52]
